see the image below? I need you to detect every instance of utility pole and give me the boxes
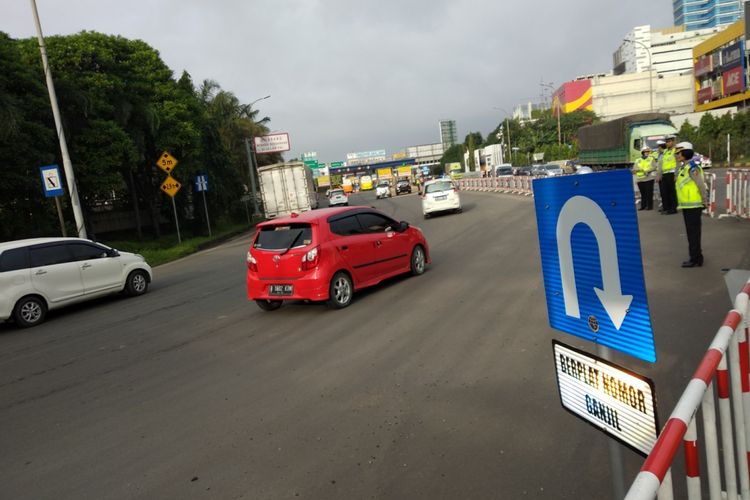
[30,0,87,238]
[505,118,512,163]
[727,133,731,166]
[244,138,262,218]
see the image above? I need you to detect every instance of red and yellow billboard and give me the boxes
[552,80,593,113]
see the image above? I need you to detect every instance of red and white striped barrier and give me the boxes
[704,172,717,218]
[626,279,750,500]
[724,169,750,220]
[457,175,558,197]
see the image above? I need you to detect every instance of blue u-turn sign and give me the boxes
[533,170,656,362]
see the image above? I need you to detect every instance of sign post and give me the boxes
[533,170,656,499]
[39,164,66,236]
[157,152,182,243]
[194,174,211,237]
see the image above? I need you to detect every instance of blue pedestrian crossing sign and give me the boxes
[194,174,209,192]
[39,165,65,197]
[532,170,655,362]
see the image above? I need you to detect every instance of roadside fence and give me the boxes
[722,169,750,220]
[625,278,750,500]
[457,175,540,197]
[705,172,718,218]
[459,172,726,218]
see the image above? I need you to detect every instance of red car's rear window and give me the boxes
[254,223,313,250]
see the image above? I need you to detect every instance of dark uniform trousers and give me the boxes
[682,207,703,263]
[660,173,677,212]
[637,180,655,209]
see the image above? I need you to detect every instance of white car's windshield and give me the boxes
[425,181,453,193]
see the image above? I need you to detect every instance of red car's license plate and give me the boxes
[270,284,293,296]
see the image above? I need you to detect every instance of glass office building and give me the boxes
[439,120,457,148]
[674,0,743,31]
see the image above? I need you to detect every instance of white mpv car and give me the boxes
[421,179,462,218]
[0,237,153,328]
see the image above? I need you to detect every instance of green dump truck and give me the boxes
[577,113,678,168]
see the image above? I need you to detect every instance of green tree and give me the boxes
[463,132,484,171]
[439,144,464,170]
[3,31,279,242]
[0,32,59,240]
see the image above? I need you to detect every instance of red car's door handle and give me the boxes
[339,245,349,251]
[375,240,382,247]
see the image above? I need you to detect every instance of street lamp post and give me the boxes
[30,0,87,238]
[624,38,653,112]
[244,95,270,218]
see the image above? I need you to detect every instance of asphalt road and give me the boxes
[1,188,749,499]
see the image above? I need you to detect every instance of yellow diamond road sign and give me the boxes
[156,151,178,173]
[160,175,182,197]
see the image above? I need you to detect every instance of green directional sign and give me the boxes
[304,159,318,168]
[330,161,344,168]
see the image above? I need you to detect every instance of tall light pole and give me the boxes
[244,95,270,218]
[30,0,87,238]
[624,38,654,112]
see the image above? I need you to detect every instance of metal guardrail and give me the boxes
[722,169,750,220]
[625,279,750,500]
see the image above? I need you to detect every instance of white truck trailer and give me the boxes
[257,161,319,218]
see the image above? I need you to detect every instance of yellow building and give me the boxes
[693,20,748,111]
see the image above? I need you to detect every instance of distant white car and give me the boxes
[328,188,348,207]
[0,237,152,328]
[695,153,712,169]
[421,179,461,218]
[375,181,391,199]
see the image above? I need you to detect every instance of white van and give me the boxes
[0,238,152,327]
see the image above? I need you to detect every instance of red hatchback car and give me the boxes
[246,206,430,311]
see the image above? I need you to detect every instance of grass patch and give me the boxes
[103,223,250,267]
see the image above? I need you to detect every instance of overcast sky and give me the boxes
[4,1,672,163]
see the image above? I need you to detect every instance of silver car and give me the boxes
[539,164,564,177]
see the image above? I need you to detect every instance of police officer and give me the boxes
[654,140,666,168]
[632,146,656,210]
[658,135,678,214]
[675,142,707,268]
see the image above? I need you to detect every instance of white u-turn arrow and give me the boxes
[556,196,633,330]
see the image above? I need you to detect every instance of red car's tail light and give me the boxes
[246,251,258,272]
[301,246,319,270]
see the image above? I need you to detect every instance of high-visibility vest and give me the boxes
[634,157,654,180]
[661,148,677,174]
[676,160,704,209]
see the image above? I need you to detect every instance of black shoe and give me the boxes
[682,259,703,268]
[638,207,646,211]
[667,210,678,214]
[646,208,653,210]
